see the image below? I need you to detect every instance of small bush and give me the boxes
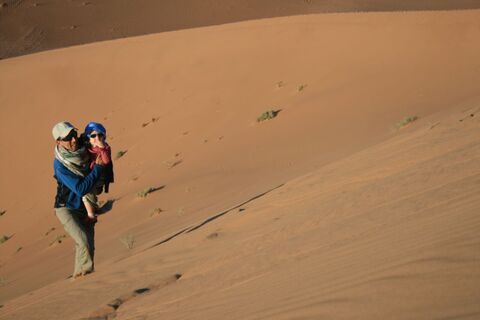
[396,115,418,128]
[297,84,307,92]
[0,235,10,244]
[257,110,280,122]
[115,150,127,160]
[137,187,156,198]
[0,210,5,216]
[120,234,135,249]
[150,208,163,217]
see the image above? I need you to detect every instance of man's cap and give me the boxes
[52,121,76,140]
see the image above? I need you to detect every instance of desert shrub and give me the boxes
[0,235,9,244]
[115,150,127,160]
[137,187,156,198]
[257,110,279,122]
[150,208,163,217]
[120,234,135,249]
[397,115,418,128]
[297,84,307,92]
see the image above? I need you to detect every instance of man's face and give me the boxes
[56,130,78,151]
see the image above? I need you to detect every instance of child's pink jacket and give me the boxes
[88,143,112,169]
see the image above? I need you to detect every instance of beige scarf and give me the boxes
[54,145,90,177]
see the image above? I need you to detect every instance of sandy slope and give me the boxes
[1,8,480,319]
[2,86,480,320]
[2,0,480,59]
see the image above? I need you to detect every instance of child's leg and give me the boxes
[82,194,98,218]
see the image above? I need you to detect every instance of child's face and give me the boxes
[89,130,105,146]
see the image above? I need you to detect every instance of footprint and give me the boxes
[44,227,56,236]
[83,274,182,320]
[207,232,219,239]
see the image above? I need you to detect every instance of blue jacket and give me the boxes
[53,159,104,210]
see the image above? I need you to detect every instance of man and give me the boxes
[52,121,104,279]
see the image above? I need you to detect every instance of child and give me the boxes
[82,122,114,219]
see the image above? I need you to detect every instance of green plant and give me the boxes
[297,84,307,92]
[115,150,127,160]
[137,187,156,198]
[257,110,280,122]
[120,234,135,249]
[150,208,163,217]
[396,115,418,128]
[0,235,10,244]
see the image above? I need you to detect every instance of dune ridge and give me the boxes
[2,0,480,59]
[1,8,480,319]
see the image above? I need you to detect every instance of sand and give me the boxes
[2,0,480,59]
[1,4,480,320]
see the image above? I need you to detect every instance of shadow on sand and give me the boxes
[2,0,480,59]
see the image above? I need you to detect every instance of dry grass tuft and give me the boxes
[396,115,419,128]
[120,234,135,249]
[0,235,9,244]
[115,150,127,160]
[257,110,280,122]
[150,208,163,217]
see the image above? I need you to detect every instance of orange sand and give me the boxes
[1,6,480,320]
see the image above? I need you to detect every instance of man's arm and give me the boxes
[55,162,104,197]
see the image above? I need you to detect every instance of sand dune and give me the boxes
[1,7,480,320]
[2,0,480,59]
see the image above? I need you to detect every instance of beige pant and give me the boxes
[55,207,95,276]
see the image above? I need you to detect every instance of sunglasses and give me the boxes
[89,133,105,139]
[60,130,78,142]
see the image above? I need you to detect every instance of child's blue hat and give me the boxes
[84,122,107,137]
